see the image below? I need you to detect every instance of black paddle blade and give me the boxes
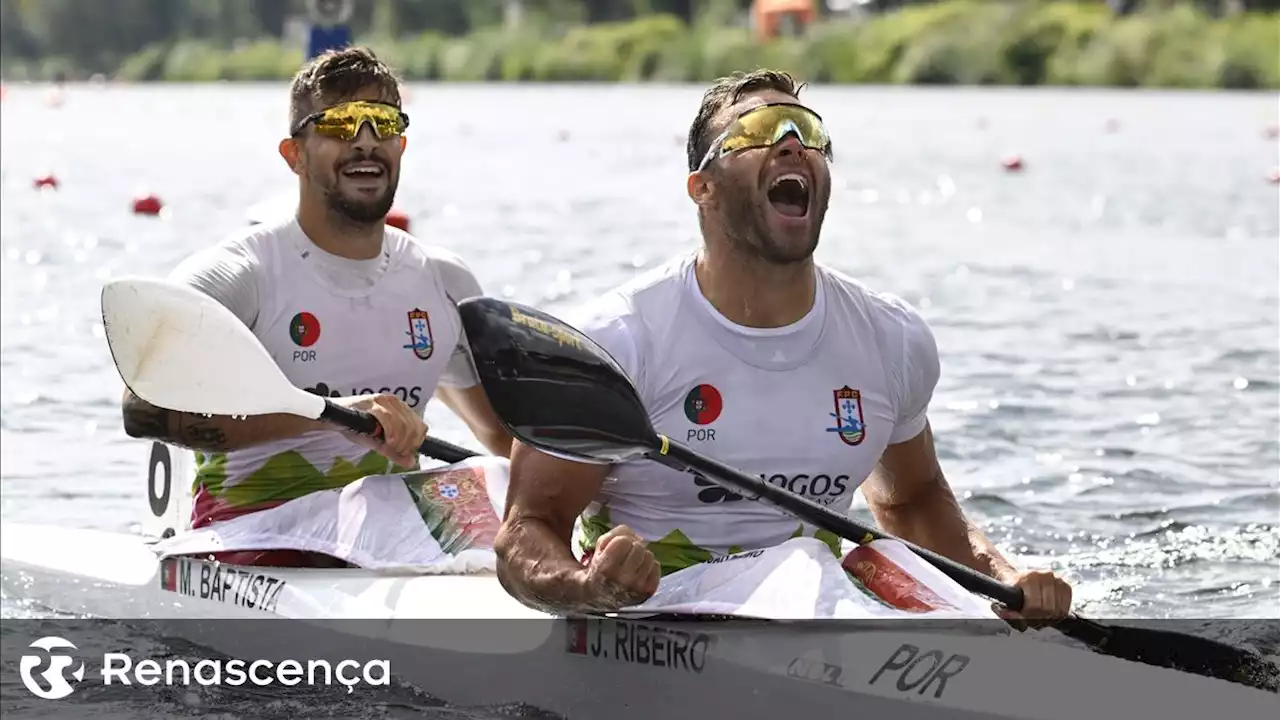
[456,297,658,463]
[1059,618,1280,692]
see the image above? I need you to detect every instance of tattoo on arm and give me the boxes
[122,390,232,452]
[175,415,230,451]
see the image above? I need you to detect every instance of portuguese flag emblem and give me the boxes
[289,312,321,347]
[683,384,723,425]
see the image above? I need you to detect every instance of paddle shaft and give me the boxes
[655,437,1027,612]
[303,412,1280,691]
[319,400,478,464]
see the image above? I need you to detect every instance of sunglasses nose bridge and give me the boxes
[772,120,807,148]
[353,109,405,141]
[348,114,385,142]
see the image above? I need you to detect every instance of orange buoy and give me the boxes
[132,194,163,215]
[1001,154,1024,172]
[33,174,58,190]
[385,209,410,232]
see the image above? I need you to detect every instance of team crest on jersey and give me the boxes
[403,309,434,360]
[827,386,866,446]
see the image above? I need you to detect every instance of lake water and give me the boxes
[1,82,1277,717]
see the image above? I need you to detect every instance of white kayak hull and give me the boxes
[2,522,1276,719]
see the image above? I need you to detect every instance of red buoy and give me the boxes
[385,209,410,232]
[1001,154,1024,172]
[132,194,163,215]
[1268,168,1280,185]
[33,174,58,190]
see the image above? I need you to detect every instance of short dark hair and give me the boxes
[288,46,402,132]
[686,69,806,172]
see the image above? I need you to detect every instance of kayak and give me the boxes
[3,522,1277,718]
[5,278,1274,712]
[6,278,1272,717]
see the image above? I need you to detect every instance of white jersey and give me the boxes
[166,217,483,528]
[569,253,940,574]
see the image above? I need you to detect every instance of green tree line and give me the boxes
[1,0,1277,88]
[1,0,698,70]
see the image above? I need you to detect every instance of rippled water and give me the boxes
[1,83,1277,715]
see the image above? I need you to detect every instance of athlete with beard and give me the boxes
[493,70,1074,624]
[121,47,512,565]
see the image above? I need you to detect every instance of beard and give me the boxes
[715,169,827,265]
[307,152,399,225]
[325,177,397,224]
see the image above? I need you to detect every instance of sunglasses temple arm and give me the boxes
[696,129,732,172]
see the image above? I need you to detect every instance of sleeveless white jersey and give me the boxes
[166,217,483,527]
[568,253,940,574]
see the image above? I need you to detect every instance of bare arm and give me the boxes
[860,421,1018,582]
[121,389,320,453]
[493,439,612,614]
[435,384,513,458]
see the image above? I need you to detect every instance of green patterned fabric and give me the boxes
[194,450,413,510]
[580,505,847,576]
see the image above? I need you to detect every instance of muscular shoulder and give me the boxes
[573,258,684,328]
[564,255,690,390]
[170,221,274,275]
[564,254,684,337]
[166,221,284,328]
[386,228,483,302]
[819,264,939,442]
[820,264,934,349]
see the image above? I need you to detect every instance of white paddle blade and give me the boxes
[101,277,325,420]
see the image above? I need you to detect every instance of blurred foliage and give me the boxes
[1,1,1276,89]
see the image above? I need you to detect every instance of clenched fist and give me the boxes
[574,525,661,612]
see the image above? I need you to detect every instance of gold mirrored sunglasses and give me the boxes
[290,100,410,141]
[697,103,832,171]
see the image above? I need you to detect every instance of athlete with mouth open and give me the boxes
[121,47,513,566]
[493,70,1075,624]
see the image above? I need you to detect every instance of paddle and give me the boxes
[454,295,1280,693]
[100,277,477,465]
